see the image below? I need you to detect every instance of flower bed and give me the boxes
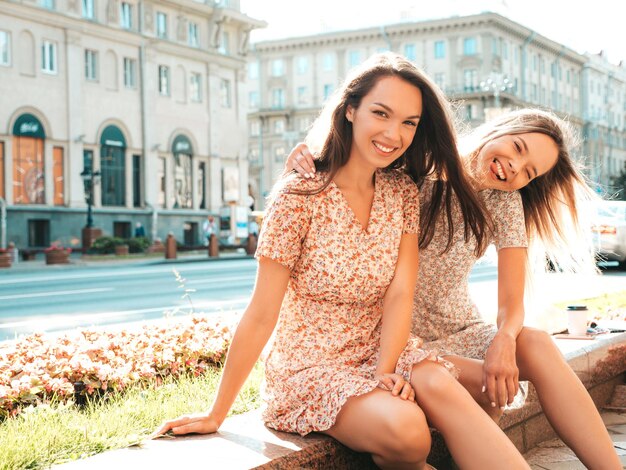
[0,316,234,419]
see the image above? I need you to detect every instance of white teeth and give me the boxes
[495,160,506,180]
[374,142,394,153]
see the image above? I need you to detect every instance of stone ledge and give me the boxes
[56,330,626,469]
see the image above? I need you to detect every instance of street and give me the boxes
[0,258,624,341]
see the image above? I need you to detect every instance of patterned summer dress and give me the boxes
[256,170,452,436]
[412,179,528,359]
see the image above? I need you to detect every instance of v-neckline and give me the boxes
[330,171,380,234]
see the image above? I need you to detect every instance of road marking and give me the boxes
[0,260,257,285]
[0,287,114,300]
[0,298,250,330]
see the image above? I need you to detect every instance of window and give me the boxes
[551,62,556,78]
[173,153,192,209]
[466,104,476,120]
[41,40,57,74]
[188,22,199,47]
[53,147,64,206]
[198,161,206,209]
[271,59,284,77]
[297,86,307,105]
[0,30,10,66]
[404,44,416,61]
[323,83,333,101]
[274,119,284,134]
[348,50,361,68]
[123,58,136,88]
[463,69,477,92]
[85,49,98,81]
[271,87,284,108]
[13,136,45,204]
[250,120,260,136]
[532,54,538,71]
[531,84,538,101]
[0,142,4,199]
[248,61,259,80]
[190,72,201,102]
[502,41,509,60]
[28,220,49,247]
[218,31,230,54]
[220,78,231,107]
[248,91,259,108]
[82,0,94,19]
[296,56,308,75]
[322,53,334,72]
[120,2,132,29]
[158,65,170,95]
[463,37,477,55]
[434,40,445,59]
[297,116,310,132]
[40,0,55,9]
[434,73,445,90]
[157,156,166,207]
[156,12,167,39]
[101,144,126,207]
[274,146,285,162]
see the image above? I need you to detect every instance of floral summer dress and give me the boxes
[256,170,453,436]
[412,179,528,359]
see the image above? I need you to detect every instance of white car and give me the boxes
[591,200,626,268]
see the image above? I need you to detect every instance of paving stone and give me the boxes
[523,414,557,451]
[540,461,587,470]
[609,425,626,435]
[523,446,579,466]
[602,411,626,426]
[607,385,626,409]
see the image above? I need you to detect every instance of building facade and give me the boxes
[0,0,264,250]
[246,12,626,205]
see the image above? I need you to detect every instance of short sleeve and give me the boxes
[382,171,420,234]
[487,190,528,250]
[255,181,313,271]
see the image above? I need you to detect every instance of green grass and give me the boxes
[554,289,626,320]
[0,364,263,470]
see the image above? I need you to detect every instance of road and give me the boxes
[0,258,623,341]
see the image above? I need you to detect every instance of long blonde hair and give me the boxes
[461,109,597,274]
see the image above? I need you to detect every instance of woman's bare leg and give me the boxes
[411,361,529,470]
[324,388,432,469]
[515,327,621,469]
[443,355,504,422]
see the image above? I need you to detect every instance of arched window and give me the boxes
[172,134,192,209]
[12,113,45,204]
[100,125,126,206]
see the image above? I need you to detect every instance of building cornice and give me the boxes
[251,11,586,65]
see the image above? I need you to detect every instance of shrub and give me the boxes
[0,316,234,419]
[127,236,150,254]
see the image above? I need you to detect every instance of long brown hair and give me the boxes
[299,53,490,254]
[463,109,596,271]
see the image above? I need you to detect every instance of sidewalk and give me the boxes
[0,249,254,274]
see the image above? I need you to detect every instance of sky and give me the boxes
[239,0,625,65]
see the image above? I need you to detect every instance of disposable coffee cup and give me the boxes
[566,305,588,336]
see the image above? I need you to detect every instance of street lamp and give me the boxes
[480,72,513,109]
[80,168,101,228]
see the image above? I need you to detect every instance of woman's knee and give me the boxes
[517,327,559,362]
[378,408,431,464]
[411,360,458,400]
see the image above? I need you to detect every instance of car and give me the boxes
[590,200,626,268]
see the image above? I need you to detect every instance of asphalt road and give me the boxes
[1,258,623,341]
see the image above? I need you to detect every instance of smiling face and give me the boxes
[474,132,559,191]
[345,75,423,171]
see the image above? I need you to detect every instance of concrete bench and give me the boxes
[56,330,626,469]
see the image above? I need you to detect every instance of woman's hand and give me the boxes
[375,372,415,402]
[482,332,519,408]
[151,413,221,438]
[285,143,316,178]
